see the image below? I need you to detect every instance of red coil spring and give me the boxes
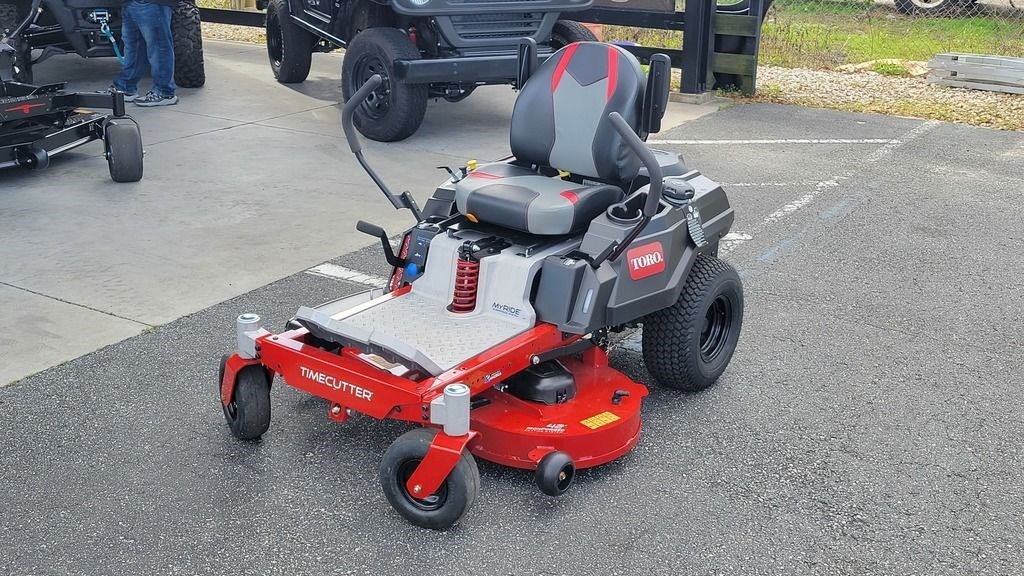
[451,258,480,313]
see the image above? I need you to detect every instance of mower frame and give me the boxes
[0,76,143,178]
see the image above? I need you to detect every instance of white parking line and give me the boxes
[724,181,822,188]
[719,231,754,254]
[648,139,901,145]
[305,263,388,287]
[762,179,843,225]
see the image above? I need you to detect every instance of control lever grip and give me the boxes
[356,220,404,268]
[342,75,382,155]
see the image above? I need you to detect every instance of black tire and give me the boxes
[379,428,480,530]
[105,119,144,183]
[342,27,427,142]
[535,451,575,497]
[550,20,597,49]
[642,255,744,392]
[0,2,32,84]
[894,0,977,15]
[266,0,313,83]
[222,364,272,440]
[171,1,205,88]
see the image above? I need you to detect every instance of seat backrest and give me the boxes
[510,42,647,183]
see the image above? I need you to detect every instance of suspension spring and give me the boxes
[450,257,480,313]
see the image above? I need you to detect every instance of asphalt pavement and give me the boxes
[2,42,1023,576]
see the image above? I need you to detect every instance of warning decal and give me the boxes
[580,411,620,430]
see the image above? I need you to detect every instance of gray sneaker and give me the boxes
[108,85,138,102]
[135,91,178,107]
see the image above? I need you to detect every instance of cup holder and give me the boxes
[607,201,642,224]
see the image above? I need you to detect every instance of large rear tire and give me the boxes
[550,20,597,49]
[642,255,744,392]
[342,27,427,142]
[172,1,206,88]
[266,0,314,83]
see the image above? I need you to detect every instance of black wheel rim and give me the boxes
[555,464,574,492]
[350,54,391,119]
[398,459,447,511]
[267,11,283,68]
[700,295,734,362]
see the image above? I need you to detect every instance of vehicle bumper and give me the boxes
[393,53,552,85]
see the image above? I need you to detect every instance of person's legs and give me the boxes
[134,2,176,98]
[112,1,144,97]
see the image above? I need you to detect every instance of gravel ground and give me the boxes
[747,65,1024,132]
[203,22,265,44]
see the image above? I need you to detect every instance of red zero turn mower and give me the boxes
[218,40,744,529]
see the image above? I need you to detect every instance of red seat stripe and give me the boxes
[560,190,579,204]
[467,172,503,179]
[607,48,618,102]
[551,43,580,92]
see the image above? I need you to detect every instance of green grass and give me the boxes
[759,0,1024,68]
[870,61,911,75]
[602,0,1024,70]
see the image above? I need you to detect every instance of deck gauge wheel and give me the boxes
[536,451,576,496]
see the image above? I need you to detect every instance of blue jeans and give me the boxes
[114,0,176,97]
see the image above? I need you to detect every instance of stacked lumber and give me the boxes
[928,54,1024,95]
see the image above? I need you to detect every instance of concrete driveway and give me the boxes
[1,39,1023,575]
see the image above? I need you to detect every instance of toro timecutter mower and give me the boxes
[218,41,744,529]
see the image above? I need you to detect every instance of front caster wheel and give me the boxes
[104,118,144,183]
[536,451,575,496]
[642,254,744,392]
[379,428,480,530]
[219,362,271,440]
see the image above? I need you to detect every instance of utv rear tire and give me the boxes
[550,20,597,49]
[0,2,32,84]
[172,1,205,88]
[105,119,144,183]
[342,27,427,142]
[266,0,314,83]
[642,255,743,392]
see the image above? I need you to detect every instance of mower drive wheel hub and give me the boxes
[700,295,734,363]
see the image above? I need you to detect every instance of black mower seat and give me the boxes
[454,42,648,235]
[454,163,622,235]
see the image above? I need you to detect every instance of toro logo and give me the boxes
[626,241,666,280]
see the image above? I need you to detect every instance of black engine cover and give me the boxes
[505,360,576,405]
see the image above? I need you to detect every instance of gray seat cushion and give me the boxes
[455,163,622,235]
